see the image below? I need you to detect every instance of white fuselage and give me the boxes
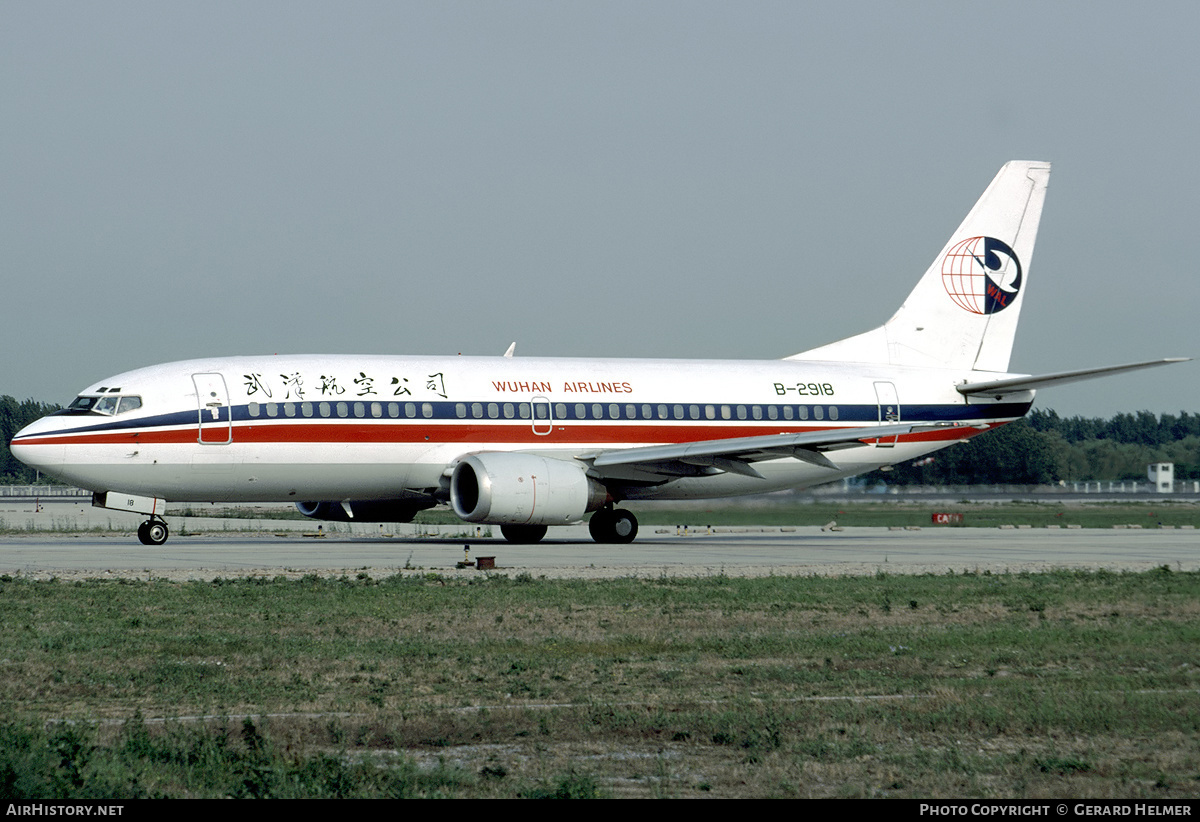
[10,353,1029,504]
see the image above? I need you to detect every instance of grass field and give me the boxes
[607,500,1200,530]
[4,499,1199,536]
[182,498,1200,530]
[2,568,1198,798]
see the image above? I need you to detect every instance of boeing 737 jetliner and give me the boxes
[10,162,1187,545]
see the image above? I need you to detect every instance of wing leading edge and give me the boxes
[577,421,964,482]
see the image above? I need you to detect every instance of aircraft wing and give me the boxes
[957,358,1190,399]
[577,421,958,481]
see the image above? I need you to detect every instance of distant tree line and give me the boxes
[2,394,1198,486]
[868,408,1200,486]
[1,396,62,483]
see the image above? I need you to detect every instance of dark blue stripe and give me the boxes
[18,399,1033,439]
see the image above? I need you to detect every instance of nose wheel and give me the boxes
[588,508,638,544]
[137,519,169,546]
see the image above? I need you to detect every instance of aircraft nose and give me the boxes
[9,438,35,469]
[10,419,65,471]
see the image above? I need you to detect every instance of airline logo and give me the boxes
[941,236,1023,315]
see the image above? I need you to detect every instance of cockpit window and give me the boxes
[55,394,143,416]
[67,395,99,412]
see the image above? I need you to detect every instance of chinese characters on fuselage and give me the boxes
[243,371,451,400]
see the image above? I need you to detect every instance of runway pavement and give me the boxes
[1,524,1196,580]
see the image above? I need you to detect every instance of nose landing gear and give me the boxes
[137,518,169,546]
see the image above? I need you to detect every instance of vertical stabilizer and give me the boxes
[789,161,1050,372]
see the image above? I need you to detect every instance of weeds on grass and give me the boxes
[3,569,1199,797]
[0,716,480,799]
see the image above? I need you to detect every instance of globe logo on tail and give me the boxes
[941,236,1022,314]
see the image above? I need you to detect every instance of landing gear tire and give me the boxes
[500,524,548,544]
[588,509,613,542]
[589,509,638,544]
[138,519,169,546]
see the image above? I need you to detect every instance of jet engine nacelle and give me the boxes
[450,452,608,525]
[295,499,435,522]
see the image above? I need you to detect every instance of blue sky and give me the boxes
[3,1,1196,417]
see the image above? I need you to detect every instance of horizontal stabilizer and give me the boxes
[957,358,1190,398]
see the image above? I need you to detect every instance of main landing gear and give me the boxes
[137,518,169,546]
[500,524,548,544]
[496,508,640,545]
[588,507,638,544]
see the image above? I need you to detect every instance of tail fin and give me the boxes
[789,161,1051,372]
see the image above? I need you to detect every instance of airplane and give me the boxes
[9,161,1188,547]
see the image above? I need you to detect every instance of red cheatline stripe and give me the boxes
[13,420,1004,447]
